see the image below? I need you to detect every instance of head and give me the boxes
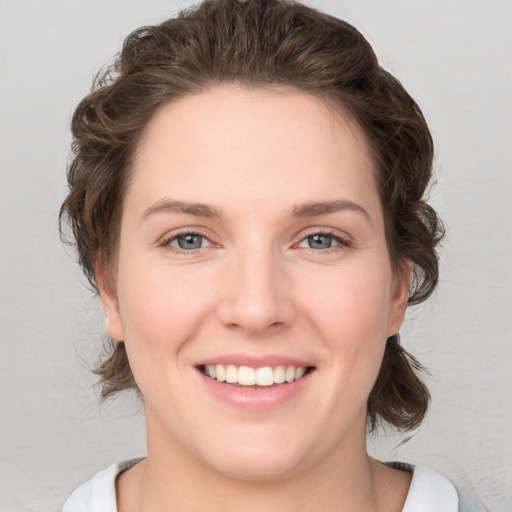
[60,0,443,435]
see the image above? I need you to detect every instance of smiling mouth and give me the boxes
[199,364,314,387]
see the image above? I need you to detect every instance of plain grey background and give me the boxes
[1,1,510,510]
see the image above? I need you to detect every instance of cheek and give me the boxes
[300,265,391,385]
[114,266,216,411]
[114,259,214,375]
[303,265,392,340]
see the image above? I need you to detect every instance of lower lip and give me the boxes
[197,369,314,410]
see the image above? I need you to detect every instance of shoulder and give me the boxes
[397,462,489,512]
[399,463,459,512]
[62,458,143,512]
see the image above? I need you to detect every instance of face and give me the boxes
[99,86,409,480]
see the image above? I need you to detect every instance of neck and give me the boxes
[133,417,388,512]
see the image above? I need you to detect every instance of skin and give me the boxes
[98,86,412,512]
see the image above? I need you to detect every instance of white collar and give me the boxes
[63,459,459,512]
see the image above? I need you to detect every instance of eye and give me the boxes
[297,231,349,251]
[306,233,335,249]
[176,233,205,250]
[163,232,213,251]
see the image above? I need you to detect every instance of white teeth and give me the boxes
[273,365,285,384]
[285,366,295,383]
[215,364,226,382]
[295,367,306,380]
[225,364,238,384]
[255,367,274,386]
[238,366,256,385]
[203,364,309,386]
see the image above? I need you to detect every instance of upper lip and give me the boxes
[195,355,314,368]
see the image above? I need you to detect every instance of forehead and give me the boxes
[128,86,378,216]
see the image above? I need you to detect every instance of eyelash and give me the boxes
[297,229,351,253]
[159,229,351,254]
[160,229,216,254]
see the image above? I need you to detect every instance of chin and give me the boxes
[208,453,304,482]
[196,431,311,482]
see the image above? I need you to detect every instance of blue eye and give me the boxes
[307,233,334,249]
[297,231,348,251]
[172,233,206,250]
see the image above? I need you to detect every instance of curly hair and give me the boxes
[60,0,444,432]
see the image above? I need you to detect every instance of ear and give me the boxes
[95,258,125,342]
[386,260,412,337]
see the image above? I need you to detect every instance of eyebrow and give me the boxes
[141,198,371,223]
[141,198,222,221]
[291,200,371,223]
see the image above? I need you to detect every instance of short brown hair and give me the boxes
[60,0,444,432]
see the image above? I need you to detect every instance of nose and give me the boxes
[216,246,296,336]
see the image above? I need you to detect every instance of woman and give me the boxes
[59,0,468,510]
